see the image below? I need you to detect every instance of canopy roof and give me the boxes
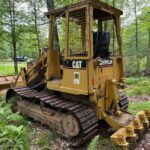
[45,0,123,17]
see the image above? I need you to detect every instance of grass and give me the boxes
[37,132,57,150]
[125,77,150,96]
[125,77,150,85]
[128,101,150,114]
[88,135,121,150]
[126,76,150,113]
[0,61,26,76]
[37,134,51,150]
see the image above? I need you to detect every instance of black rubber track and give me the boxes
[6,87,98,146]
[119,92,129,110]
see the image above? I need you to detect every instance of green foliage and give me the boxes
[88,135,99,150]
[37,134,50,150]
[0,0,48,61]
[6,112,27,126]
[125,77,140,85]
[126,77,150,96]
[122,3,150,76]
[128,101,150,114]
[88,135,121,150]
[126,77,150,85]
[36,131,57,150]
[140,57,147,71]
[139,6,150,31]
[0,125,30,150]
[0,100,31,150]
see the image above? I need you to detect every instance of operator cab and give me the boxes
[45,0,124,95]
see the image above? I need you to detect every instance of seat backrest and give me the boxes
[93,31,110,58]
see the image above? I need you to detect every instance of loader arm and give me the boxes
[0,52,47,96]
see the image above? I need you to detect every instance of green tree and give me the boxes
[28,0,46,57]
[6,0,18,74]
[1,0,31,74]
[139,7,150,74]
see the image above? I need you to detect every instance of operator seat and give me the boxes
[93,31,110,58]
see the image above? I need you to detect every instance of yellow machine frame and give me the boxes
[46,0,125,118]
[44,1,150,149]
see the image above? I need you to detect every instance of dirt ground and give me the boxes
[30,122,150,150]
[128,95,150,103]
[135,131,150,150]
[30,122,71,150]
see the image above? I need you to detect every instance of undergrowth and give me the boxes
[128,101,150,114]
[125,77,150,96]
[0,98,31,150]
[36,131,57,150]
[37,134,50,150]
[88,135,121,150]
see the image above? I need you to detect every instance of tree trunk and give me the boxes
[33,1,41,56]
[46,0,60,51]
[112,0,116,54]
[134,0,140,74]
[8,0,18,74]
[146,29,150,75]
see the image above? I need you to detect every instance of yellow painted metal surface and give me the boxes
[0,75,23,96]
[47,68,88,95]
[32,1,150,149]
[111,110,150,149]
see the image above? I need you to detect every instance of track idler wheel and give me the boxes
[62,114,80,137]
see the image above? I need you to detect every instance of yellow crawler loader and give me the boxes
[4,0,150,149]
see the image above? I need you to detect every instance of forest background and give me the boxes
[0,0,150,76]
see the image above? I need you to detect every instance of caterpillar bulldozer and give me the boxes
[5,0,150,149]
